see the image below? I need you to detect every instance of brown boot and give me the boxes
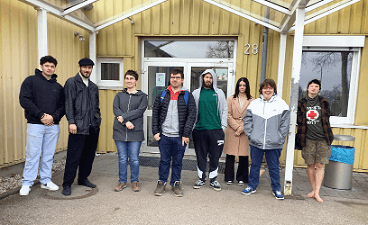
[154,181,166,196]
[132,182,140,192]
[172,181,183,197]
[114,183,126,192]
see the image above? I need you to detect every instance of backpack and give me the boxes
[160,89,189,106]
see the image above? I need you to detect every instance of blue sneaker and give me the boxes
[241,186,256,195]
[272,190,284,200]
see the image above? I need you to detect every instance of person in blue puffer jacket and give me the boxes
[241,79,290,200]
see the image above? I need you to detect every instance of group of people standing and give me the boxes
[19,55,333,203]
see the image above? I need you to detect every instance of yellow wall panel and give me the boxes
[162,1,171,35]
[200,0,209,35]
[350,1,363,34]
[0,0,89,168]
[171,0,181,35]
[338,7,351,34]
[211,5,220,34]
[181,0,191,35]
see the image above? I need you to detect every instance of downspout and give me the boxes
[260,7,270,83]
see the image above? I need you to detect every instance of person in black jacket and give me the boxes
[62,58,101,196]
[152,69,196,197]
[19,55,65,196]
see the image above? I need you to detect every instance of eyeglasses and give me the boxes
[170,76,182,80]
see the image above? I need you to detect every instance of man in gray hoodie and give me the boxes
[192,69,227,191]
[152,69,197,197]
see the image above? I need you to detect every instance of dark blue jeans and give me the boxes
[158,135,186,186]
[248,145,282,192]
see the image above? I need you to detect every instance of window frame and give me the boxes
[302,36,364,125]
[96,58,124,90]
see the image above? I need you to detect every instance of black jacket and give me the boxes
[19,69,65,124]
[112,89,148,142]
[152,88,197,138]
[64,73,101,135]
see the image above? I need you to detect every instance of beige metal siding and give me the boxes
[2,0,368,171]
[0,0,89,168]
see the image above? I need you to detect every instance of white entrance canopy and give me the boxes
[18,0,361,196]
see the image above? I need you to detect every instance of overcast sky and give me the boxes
[299,52,352,91]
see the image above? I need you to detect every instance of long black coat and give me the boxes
[64,74,101,135]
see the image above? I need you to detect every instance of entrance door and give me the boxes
[142,62,234,152]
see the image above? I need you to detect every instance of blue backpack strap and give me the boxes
[184,91,189,107]
[161,89,188,107]
[160,89,167,104]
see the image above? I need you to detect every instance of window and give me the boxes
[144,40,235,58]
[301,36,364,125]
[97,58,124,89]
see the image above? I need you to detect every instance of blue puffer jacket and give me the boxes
[243,94,290,150]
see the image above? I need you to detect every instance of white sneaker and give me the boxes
[19,185,31,196]
[41,181,59,191]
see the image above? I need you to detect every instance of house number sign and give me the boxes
[244,43,258,55]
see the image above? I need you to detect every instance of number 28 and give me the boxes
[244,43,258,55]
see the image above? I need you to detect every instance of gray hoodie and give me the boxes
[162,87,188,137]
[192,69,228,130]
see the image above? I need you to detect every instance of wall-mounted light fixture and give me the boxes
[74,32,85,41]
[128,17,134,24]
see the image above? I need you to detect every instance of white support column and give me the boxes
[36,7,48,61]
[284,7,306,196]
[277,33,287,98]
[89,32,97,83]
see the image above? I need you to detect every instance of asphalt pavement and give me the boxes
[1,152,368,225]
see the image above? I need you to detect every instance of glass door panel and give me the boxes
[190,66,230,99]
[145,65,185,148]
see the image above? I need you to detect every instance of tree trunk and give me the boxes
[341,52,349,117]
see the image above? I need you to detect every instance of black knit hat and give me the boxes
[78,58,95,66]
[307,79,321,90]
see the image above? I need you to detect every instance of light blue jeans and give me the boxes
[115,141,142,184]
[22,123,60,186]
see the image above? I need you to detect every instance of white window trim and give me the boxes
[302,36,364,126]
[96,58,124,90]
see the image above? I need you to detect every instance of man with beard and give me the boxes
[191,69,227,191]
[62,58,101,196]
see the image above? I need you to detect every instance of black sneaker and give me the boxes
[78,179,96,188]
[62,186,71,196]
[210,180,221,191]
[193,180,205,189]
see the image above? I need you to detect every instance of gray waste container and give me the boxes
[323,135,355,190]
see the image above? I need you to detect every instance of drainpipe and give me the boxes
[260,7,270,83]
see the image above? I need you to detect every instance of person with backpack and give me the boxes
[152,69,196,197]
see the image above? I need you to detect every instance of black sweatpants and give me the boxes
[224,155,249,183]
[63,127,99,187]
[192,129,224,182]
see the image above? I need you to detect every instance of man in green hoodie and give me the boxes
[191,69,227,191]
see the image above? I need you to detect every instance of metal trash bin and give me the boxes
[323,135,355,190]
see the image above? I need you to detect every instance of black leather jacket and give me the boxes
[64,73,101,135]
